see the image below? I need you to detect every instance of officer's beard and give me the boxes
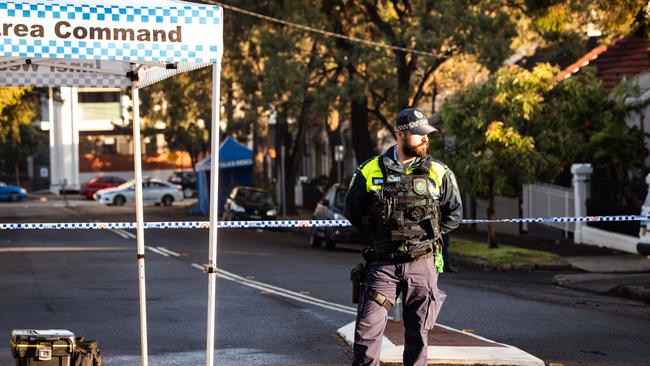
[402,139,429,158]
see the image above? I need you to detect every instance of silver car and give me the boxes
[94,178,183,206]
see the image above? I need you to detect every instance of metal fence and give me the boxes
[522,183,575,237]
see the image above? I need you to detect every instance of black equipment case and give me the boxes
[10,330,75,366]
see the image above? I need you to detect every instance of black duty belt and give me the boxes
[366,246,433,264]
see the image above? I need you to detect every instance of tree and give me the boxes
[442,64,554,247]
[0,87,33,143]
[0,88,43,185]
[526,0,650,40]
[319,0,521,168]
[442,63,647,246]
[140,67,212,171]
[228,0,340,213]
[535,68,647,205]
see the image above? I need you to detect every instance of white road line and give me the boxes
[0,246,131,253]
[220,269,357,312]
[109,229,129,239]
[156,246,181,257]
[188,263,356,315]
[146,246,170,257]
[119,229,136,239]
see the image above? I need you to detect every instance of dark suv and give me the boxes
[168,170,197,198]
[309,183,363,250]
[222,186,278,221]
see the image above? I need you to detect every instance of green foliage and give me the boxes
[139,67,212,169]
[442,64,646,206]
[0,88,45,184]
[0,87,34,143]
[442,64,556,197]
[527,0,649,39]
[0,123,46,166]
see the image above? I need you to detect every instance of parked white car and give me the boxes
[94,179,183,206]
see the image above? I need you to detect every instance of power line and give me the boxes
[203,1,438,58]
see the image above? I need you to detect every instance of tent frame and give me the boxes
[113,62,222,366]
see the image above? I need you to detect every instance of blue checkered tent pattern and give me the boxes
[0,0,222,63]
[0,0,222,88]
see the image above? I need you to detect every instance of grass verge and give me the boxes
[450,238,561,266]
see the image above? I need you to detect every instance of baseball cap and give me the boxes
[394,108,438,135]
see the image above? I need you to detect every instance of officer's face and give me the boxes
[399,131,429,157]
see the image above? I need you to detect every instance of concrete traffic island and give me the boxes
[337,320,544,366]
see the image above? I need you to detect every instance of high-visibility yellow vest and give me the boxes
[358,156,447,198]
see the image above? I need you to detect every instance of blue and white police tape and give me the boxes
[0,215,649,230]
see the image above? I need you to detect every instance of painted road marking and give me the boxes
[0,246,131,253]
[189,263,357,315]
[146,246,170,257]
[110,229,129,239]
[156,246,181,257]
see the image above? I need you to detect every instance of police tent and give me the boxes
[196,136,253,215]
[0,1,224,365]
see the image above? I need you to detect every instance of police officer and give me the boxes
[344,108,462,366]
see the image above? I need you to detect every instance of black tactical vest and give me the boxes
[365,159,441,250]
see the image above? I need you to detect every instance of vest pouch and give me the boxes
[72,338,104,366]
[424,289,446,330]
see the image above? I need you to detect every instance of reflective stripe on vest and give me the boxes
[360,156,446,197]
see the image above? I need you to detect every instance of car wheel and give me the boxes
[325,237,337,251]
[324,228,337,250]
[183,187,194,198]
[113,195,126,206]
[162,195,174,207]
[309,227,322,248]
[10,192,19,202]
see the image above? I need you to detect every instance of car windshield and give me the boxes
[236,189,274,205]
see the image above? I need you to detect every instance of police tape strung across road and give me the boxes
[0,215,649,230]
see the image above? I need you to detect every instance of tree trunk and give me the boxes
[395,53,411,111]
[350,96,375,163]
[275,109,288,214]
[14,162,20,186]
[284,98,311,215]
[225,78,234,131]
[469,193,477,232]
[487,176,498,248]
[326,110,343,185]
[253,112,269,187]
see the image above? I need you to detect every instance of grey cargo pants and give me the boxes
[352,256,445,366]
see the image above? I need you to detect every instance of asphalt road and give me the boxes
[0,198,649,365]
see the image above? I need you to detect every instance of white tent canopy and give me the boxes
[1,1,224,365]
[0,0,221,86]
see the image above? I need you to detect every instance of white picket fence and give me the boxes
[522,183,575,237]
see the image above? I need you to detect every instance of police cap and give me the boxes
[394,108,438,135]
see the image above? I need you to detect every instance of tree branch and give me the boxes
[411,63,437,107]
[368,107,395,139]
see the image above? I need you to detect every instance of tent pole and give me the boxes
[132,82,149,366]
[206,62,222,366]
